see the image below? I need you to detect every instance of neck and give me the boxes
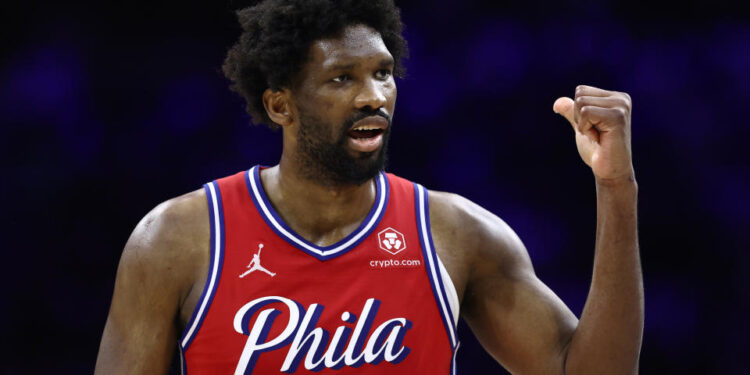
[260,159,377,247]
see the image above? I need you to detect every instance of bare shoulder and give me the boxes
[427,190,534,308]
[122,188,209,281]
[114,187,211,314]
[96,188,210,374]
[427,190,532,271]
[133,188,209,252]
[426,191,578,373]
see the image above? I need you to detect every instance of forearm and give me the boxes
[565,176,643,375]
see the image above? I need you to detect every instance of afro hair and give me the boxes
[222,0,408,129]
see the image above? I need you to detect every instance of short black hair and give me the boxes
[222,0,408,129]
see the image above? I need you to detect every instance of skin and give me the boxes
[95,24,643,374]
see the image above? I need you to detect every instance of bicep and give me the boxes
[462,219,578,375]
[95,213,193,374]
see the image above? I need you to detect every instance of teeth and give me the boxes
[353,126,379,131]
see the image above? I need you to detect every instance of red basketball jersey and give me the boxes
[179,166,460,374]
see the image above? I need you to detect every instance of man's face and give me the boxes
[289,24,397,186]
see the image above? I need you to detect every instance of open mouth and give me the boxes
[348,127,385,139]
[346,117,388,152]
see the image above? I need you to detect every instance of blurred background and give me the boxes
[2,0,748,373]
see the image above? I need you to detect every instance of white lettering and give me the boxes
[234,296,301,375]
[364,318,410,363]
[234,297,411,373]
[280,304,327,372]
[343,298,378,366]
[369,259,422,269]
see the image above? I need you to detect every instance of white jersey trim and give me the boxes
[437,255,460,327]
[180,181,225,351]
[415,183,459,348]
[247,166,389,261]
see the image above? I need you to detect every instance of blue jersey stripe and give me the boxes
[414,183,459,349]
[246,165,389,261]
[180,181,226,350]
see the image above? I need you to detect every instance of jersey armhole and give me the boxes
[179,181,226,352]
[436,255,460,327]
[414,183,460,350]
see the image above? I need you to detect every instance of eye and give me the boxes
[332,74,350,83]
[375,69,392,80]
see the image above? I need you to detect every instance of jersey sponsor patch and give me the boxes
[368,258,422,270]
[378,227,406,255]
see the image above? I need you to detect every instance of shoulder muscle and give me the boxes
[429,189,577,375]
[428,190,534,286]
[95,188,210,374]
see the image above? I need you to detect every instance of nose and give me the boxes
[354,78,387,111]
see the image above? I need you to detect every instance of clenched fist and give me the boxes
[553,85,635,184]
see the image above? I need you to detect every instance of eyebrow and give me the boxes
[329,63,358,71]
[379,57,395,67]
[327,58,395,71]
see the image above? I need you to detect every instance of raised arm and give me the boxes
[554,85,643,374]
[95,190,209,375]
[430,85,642,374]
[431,192,579,374]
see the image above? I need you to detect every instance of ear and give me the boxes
[262,88,294,127]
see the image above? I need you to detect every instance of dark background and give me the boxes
[2,0,748,373]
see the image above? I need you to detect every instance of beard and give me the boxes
[296,109,391,187]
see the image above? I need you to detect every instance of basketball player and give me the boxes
[95,1,643,374]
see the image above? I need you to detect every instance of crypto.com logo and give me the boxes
[378,227,406,255]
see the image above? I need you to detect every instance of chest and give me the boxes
[182,215,452,374]
[177,171,460,374]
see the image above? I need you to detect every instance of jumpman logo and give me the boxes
[239,244,276,278]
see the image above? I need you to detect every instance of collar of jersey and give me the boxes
[245,165,390,261]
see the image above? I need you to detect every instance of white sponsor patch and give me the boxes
[369,259,422,269]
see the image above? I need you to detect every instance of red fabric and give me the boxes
[183,169,453,374]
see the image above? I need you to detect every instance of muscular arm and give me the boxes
[95,190,209,375]
[431,192,579,374]
[432,85,642,374]
[557,86,643,374]
[564,178,641,374]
